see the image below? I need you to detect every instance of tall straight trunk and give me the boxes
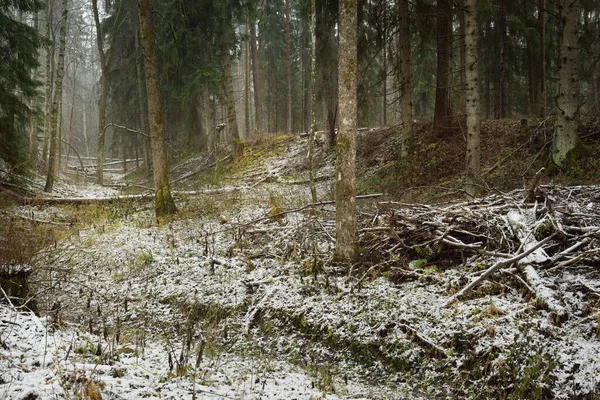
[245,22,251,136]
[308,0,317,203]
[250,20,263,136]
[82,97,90,158]
[135,22,151,176]
[434,0,452,131]
[539,0,547,117]
[499,0,509,118]
[137,0,177,218]
[465,0,480,196]
[382,0,387,126]
[42,0,54,166]
[458,0,467,115]
[92,0,120,185]
[44,0,68,193]
[66,70,76,164]
[57,94,63,171]
[335,0,358,262]
[551,0,580,169]
[398,0,413,157]
[285,0,293,134]
[220,17,242,157]
[29,11,40,169]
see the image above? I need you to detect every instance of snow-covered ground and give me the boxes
[3,136,600,399]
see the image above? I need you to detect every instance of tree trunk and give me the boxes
[29,11,40,169]
[499,0,509,118]
[398,0,413,157]
[434,0,452,131]
[382,0,387,126]
[137,0,177,218]
[285,0,293,134]
[539,0,547,117]
[464,0,480,196]
[92,0,121,185]
[308,0,318,203]
[42,0,54,167]
[134,21,151,177]
[250,19,263,136]
[44,0,68,193]
[458,0,467,115]
[245,21,251,137]
[551,0,580,169]
[220,17,242,158]
[335,0,358,262]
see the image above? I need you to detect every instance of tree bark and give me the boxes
[42,0,54,167]
[551,0,580,169]
[465,0,480,196]
[285,0,293,134]
[44,0,68,193]
[250,18,263,136]
[134,21,151,177]
[335,0,358,262]
[382,0,387,126]
[308,0,318,203]
[92,0,120,185]
[539,0,547,117]
[499,0,509,118]
[29,11,40,169]
[137,0,177,218]
[398,0,413,157]
[245,21,251,137]
[219,16,242,158]
[433,0,452,131]
[458,0,467,115]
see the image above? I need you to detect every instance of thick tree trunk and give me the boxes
[285,0,293,134]
[250,20,263,136]
[464,0,480,196]
[539,0,547,117]
[382,0,387,126]
[499,0,509,118]
[45,0,68,193]
[137,0,177,218]
[398,0,413,157]
[551,0,580,169]
[335,0,358,262]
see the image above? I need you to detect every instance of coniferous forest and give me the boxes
[1,0,600,398]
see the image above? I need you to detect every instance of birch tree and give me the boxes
[44,0,68,193]
[335,0,358,262]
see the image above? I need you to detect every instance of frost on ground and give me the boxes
[2,135,600,399]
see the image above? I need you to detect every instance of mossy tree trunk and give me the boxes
[465,0,481,196]
[44,0,68,193]
[335,0,358,262]
[134,19,151,177]
[551,0,580,169]
[137,0,177,218]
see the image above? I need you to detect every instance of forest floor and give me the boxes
[1,118,600,399]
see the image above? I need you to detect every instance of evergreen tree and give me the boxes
[0,0,45,173]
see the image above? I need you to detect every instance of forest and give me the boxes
[1,0,600,398]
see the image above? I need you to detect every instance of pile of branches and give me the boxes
[362,185,600,322]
